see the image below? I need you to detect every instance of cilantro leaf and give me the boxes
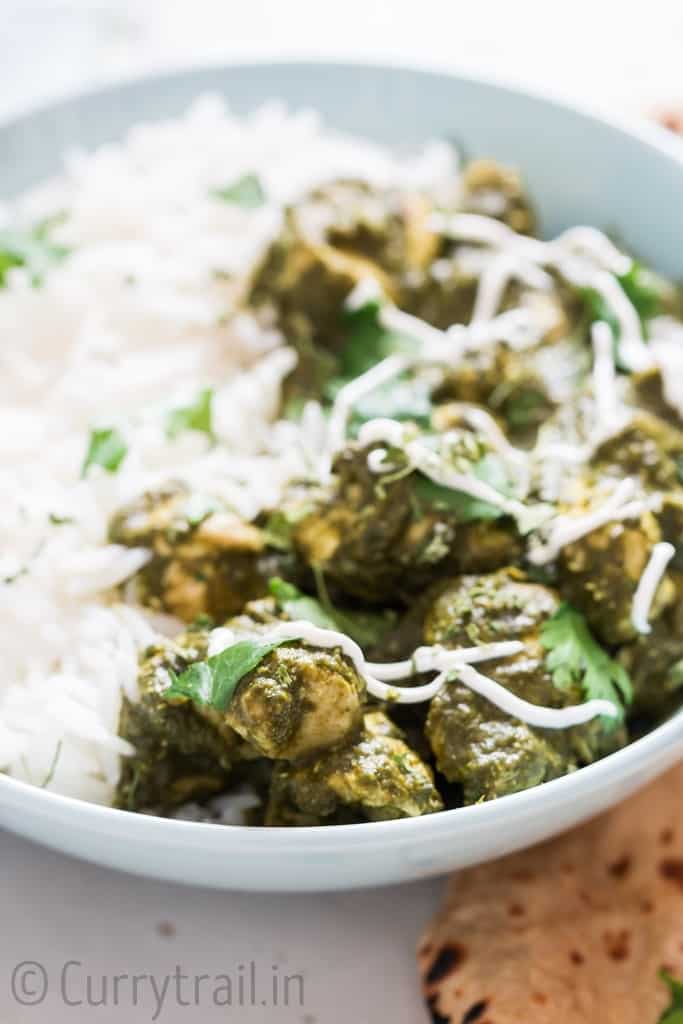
[661,1011,683,1024]
[210,173,266,209]
[0,214,70,287]
[48,513,74,526]
[581,261,667,365]
[659,970,683,1023]
[261,502,316,552]
[268,577,392,648]
[335,299,421,383]
[540,603,633,727]
[413,453,514,522]
[620,262,666,325]
[261,511,296,552]
[179,493,220,528]
[81,427,128,476]
[166,389,214,440]
[334,607,394,649]
[165,637,291,711]
[348,373,433,436]
[581,285,618,337]
[269,577,339,630]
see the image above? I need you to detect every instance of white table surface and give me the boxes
[0,829,444,1022]
[2,2,683,1021]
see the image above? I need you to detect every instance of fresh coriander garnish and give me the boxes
[582,260,666,366]
[334,299,420,383]
[413,453,514,522]
[347,373,433,435]
[0,213,70,287]
[165,637,292,711]
[659,970,683,1024]
[166,388,215,441]
[48,513,75,526]
[81,427,128,477]
[540,602,633,727]
[268,576,392,648]
[261,503,316,552]
[269,577,340,630]
[180,493,220,528]
[620,261,667,327]
[210,173,266,209]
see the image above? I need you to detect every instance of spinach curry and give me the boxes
[111,160,683,825]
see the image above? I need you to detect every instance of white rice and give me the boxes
[0,95,457,802]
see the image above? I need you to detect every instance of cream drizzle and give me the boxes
[326,354,411,459]
[357,419,524,516]
[431,212,654,372]
[591,320,621,435]
[330,280,550,466]
[209,621,618,725]
[631,541,676,635]
[434,402,530,497]
[528,478,662,565]
[356,418,548,533]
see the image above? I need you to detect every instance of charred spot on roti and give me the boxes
[607,854,632,879]
[425,994,451,1024]
[507,902,524,917]
[603,929,631,962]
[460,1000,489,1023]
[660,858,683,890]
[569,950,585,966]
[425,944,467,985]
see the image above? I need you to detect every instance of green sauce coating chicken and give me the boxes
[248,164,537,409]
[117,600,367,815]
[550,414,683,646]
[424,570,624,803]
[116,625,252,813]
[556,511,674,646]
[459,159,537,235]
[266,710,443,825]
[291,426,521,604]
[109,482,269,622]
[224,642,365,762]
[248,178,438,358]
[618,571,683,718]
[591,411,683,491]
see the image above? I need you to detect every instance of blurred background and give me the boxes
[2,0,683,123]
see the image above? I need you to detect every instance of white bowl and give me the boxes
[2,62,683,891]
